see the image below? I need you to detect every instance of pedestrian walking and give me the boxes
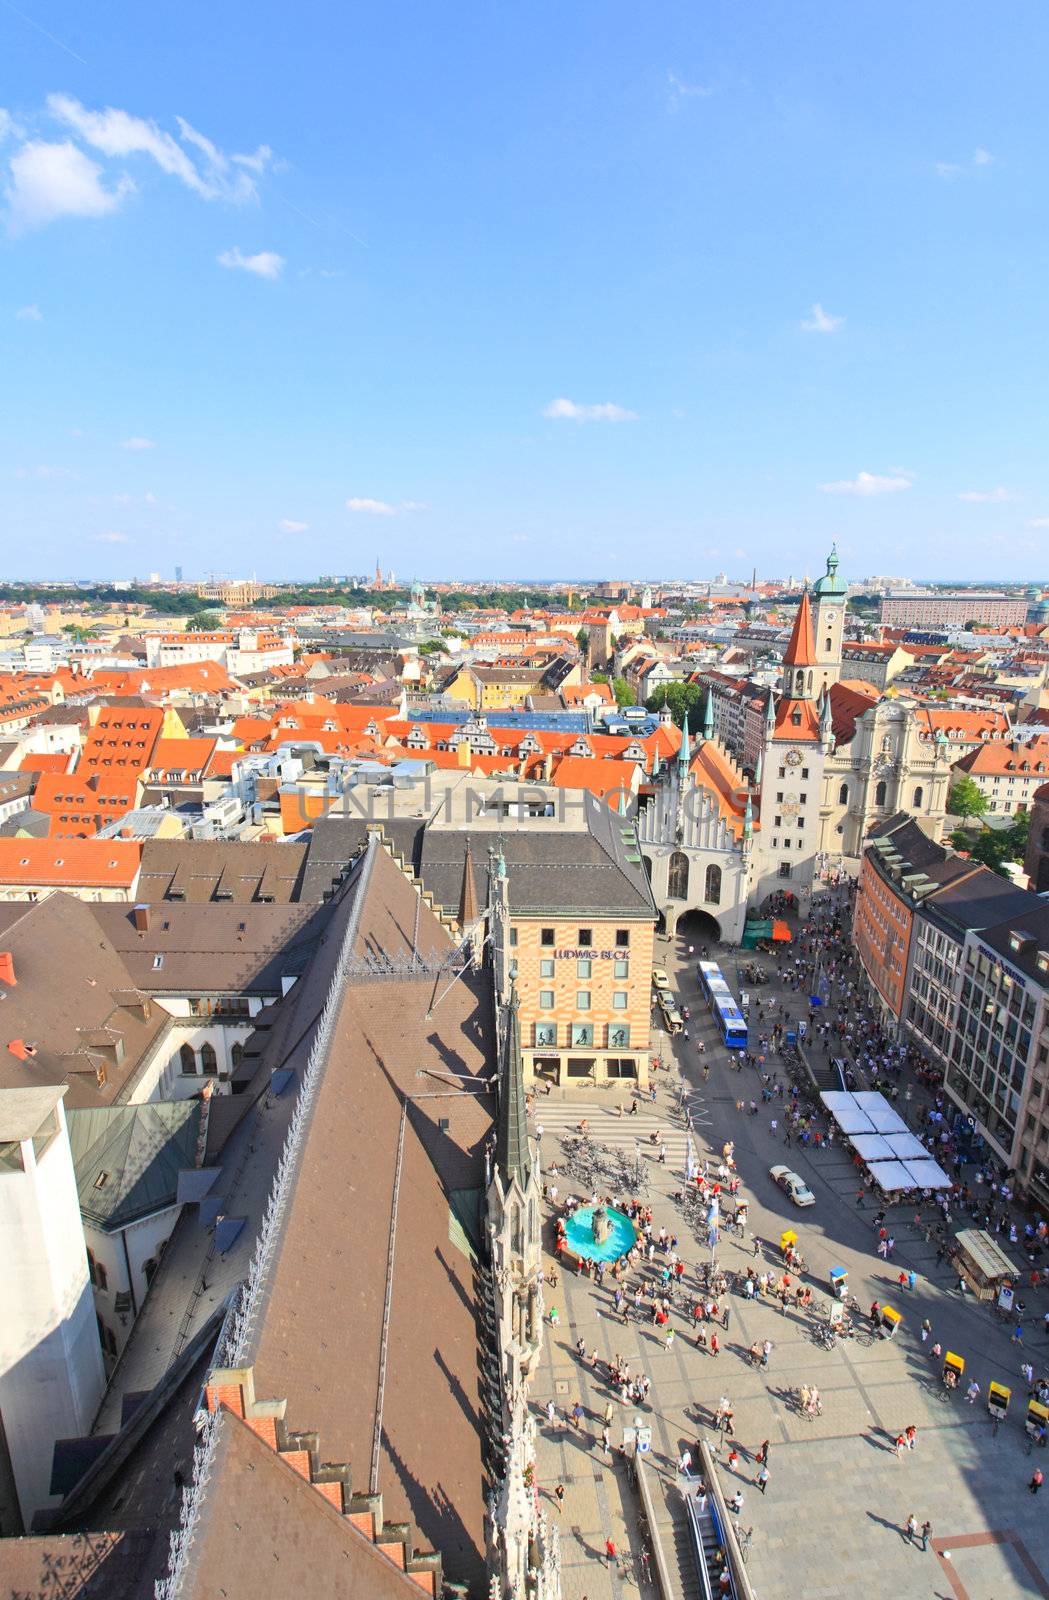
[571,1402,584,1430]
[665,1328,675,1351]
[894,1434,906,1459]
[1030,1469,1044,1495]
[605,1536,617,1565]
[1012,1324,1025,1346]
[920,1319,931,1345]
[679,1449,693,1473]
[729,1491,744,1514]
[546,1400,557,1427]
[757,1439,770,1465]
[965,1380,980,1405]
[758,1465,769,1495]
[920,1521,932,1552]
[709,1332,720,1357]
[553,1484,565,1514]
[905,1425,917,1451]
[905,1514,918,1545]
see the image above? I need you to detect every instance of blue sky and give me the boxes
[2,1,1047,583]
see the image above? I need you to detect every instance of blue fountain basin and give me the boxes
[563,1205,637,1263]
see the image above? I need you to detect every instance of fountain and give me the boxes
[562,1203,637,1264]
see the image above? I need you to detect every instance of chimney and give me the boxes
[0,952,15,986]
[132,904,151,933]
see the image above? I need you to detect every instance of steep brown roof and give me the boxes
[0,894,170,1105]
[248,844,495,1594]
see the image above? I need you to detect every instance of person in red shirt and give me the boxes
[605,1537,617,1564]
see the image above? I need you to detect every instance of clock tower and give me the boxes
[811,544,847,693]
[754,587,832,912]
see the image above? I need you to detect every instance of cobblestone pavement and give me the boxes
[528,926,1049,1599]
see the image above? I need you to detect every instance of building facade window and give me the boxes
[539,990,555,1009]
[913,785,924,806]
[540,928,555,946]
[838,782,849,805]
[576,991,591,1010]
[570,1023,594,1047]
[614,958,629,979]
[179,1042,196,1074]
[704,864,722,905]
[668,851,689,900]
[875,780,887,806]
[613,991,628,1009]
[200,1041,218,1075]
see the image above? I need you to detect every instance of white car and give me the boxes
[652,968,671,992]
[769,1165,816,1208]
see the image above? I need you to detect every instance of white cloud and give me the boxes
[218,246,284,279]
[542,397,638,422]
[667,71,715,111]
[280,518,309,533]
[346,497,397,515]
[0,110,13,142]
[14,464,77,480]
[47,94,266,204]
[957,486,1016,503]
[1025,517,1049,529]
[92,530,129,543]
[15,303,42,321]
[820,470,913,497]
[511,533,530,543]
[232,145,273,175]
[936,148,994,180]
[5,139,133,231]
[801,302,844,334]
[120,436,155,451]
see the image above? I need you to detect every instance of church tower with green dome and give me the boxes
[811,543,847,693]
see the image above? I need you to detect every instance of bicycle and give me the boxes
[735,1526,754,1565]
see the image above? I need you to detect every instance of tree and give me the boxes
[644,681,703,728]
[575,628,589,652]
[611,676,635,708]
[950,811,1029,877]
[185,610,221,631]
[947,775,987,820]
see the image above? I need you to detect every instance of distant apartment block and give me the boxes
[878,593,1028,629]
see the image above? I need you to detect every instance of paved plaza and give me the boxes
[528,928,1049,1599]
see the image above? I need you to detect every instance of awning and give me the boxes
[884,1132,930,1162]
[954,1228,1020,1281]
[772,920,792,942]
[902,1159,952,1191]
[850,1134,896,1161]
[868,1160,915,1192]
[852,1093,909,1134]
[820,1091,875,1135]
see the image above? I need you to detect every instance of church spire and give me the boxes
[701,691,714,741]
[457,839,479,928]
[678,710,691,772]
[780,588,817,700]
[495,983,530,1188]
[783,588,817,668]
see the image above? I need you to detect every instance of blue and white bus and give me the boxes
[698,960,748,1050]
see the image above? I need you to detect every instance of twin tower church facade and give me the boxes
[637,548,952,942]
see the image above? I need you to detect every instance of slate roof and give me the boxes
[137,839,308,903]
[90,900,326,994]
[67,1100,204,1229]
[301,792,656,920]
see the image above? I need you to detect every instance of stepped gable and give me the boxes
[192,1380,441,1599]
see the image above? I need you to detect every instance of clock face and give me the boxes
[785,749,803,766]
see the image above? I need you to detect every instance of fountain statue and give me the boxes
[591,1205,611,1246]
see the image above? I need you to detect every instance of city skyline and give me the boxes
[4,3,1049,580]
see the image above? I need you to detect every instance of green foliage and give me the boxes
[575,628,589,651]
[416,639,446,655]
[611,676,635,708]
[644,681,703,727]
[947,775,987,819]
[950,811,1029,877]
